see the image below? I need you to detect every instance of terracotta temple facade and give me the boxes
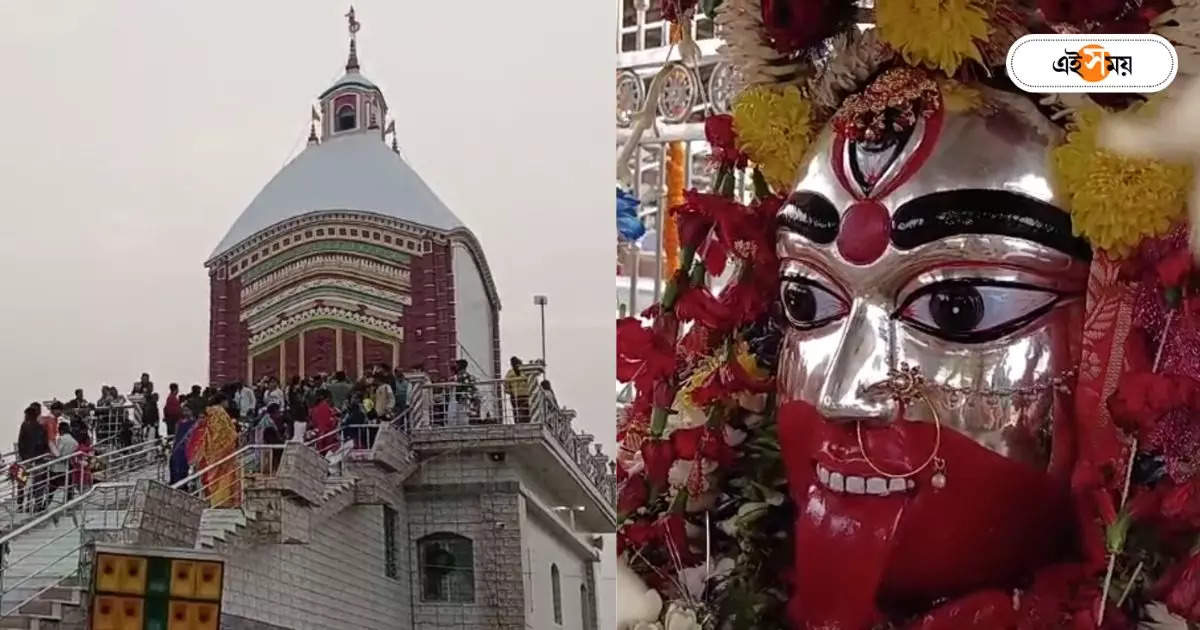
[206,36,500,387]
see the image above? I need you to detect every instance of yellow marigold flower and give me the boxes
[678,357,719,409]
[732,85,814,193]
[733,341,768,382]
[939,80,982,114]
[876,0,989,75]
[1052,107,1191,258]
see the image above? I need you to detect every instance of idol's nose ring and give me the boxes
[862,362,925,405]
[857,362,948,487]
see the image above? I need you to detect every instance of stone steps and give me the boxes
[195,508,253,550]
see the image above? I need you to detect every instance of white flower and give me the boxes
[618,558,663,629]
[723,425,747,446]
[678,557,738,600]
[712,556,736,577]
[679,564,709,600]
[1139,601,1188,630]
[668,459,693,489]
[736,392,768,413]
[664,604,703,630]
[624,449,646,476]
[666,391,709,434]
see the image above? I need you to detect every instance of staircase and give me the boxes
[0,443,164,629]
[195,509,253,550]
[0,584,84,630]
[0,426,409,629]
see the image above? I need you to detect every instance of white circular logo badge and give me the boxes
[1006,34,1178,93]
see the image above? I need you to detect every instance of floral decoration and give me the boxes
[875,0,990,75]
[1052,107,1191,258]
[731,85,814,192]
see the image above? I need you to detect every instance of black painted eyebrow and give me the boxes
[891,189,1092,261]
[776,192,840,245]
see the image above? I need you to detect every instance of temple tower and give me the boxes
[206,9,500,386]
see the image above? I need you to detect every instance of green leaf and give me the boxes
[1107,510,1133,554]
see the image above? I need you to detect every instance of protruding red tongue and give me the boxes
[790,485,906,629]
[778,401,907,629]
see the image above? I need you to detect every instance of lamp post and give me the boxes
[533,295,548,367]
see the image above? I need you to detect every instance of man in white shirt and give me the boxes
[235,382,257,424]
[264,377,285,410]
[51,423,78,504]
[374,379,395,420]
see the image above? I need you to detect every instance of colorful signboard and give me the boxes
[89,545,223,630]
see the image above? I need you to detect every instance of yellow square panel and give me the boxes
[193,602,220,630]
[168,601,191,630]
[118,556,148,595]
[169,560,196,598]
[94,554,127,593]
[91,595,143,630]
[167,601,221,630]
[193,561,223,601]
[91,595,121,630]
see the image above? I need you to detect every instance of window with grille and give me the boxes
[335,104,357,132]
[419,533,475,603]
[383,506,398,579]
[551,564,563,624]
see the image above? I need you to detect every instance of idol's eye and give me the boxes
[779,278,848,330]
[897,279,1061,343]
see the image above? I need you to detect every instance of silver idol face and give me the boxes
[774,92,1088,473]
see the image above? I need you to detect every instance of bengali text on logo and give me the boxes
[1006,34,1177,93]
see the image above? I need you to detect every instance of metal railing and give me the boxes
[409,376,617,506]
[1,438,165,530]
[422,378,530,427]
[170,444,286,509]
[0,481,138,618]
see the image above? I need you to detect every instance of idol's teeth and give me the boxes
[813,463,916,496]
[828,472,845,492]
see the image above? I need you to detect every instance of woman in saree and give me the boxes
[185,394,241,508]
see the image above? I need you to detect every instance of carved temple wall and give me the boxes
[209,213,500,386]
[208,214,461,385]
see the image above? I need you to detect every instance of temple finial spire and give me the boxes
[309,106,320,144]
[345,6,361,72]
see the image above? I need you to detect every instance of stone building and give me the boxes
[206,11,499,387]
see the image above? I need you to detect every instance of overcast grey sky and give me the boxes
[0,0,614,453]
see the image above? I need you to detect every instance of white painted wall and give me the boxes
[597,534,616,630]
[452,241,496,380]
[522,508,594,630]
[220,504,410,630]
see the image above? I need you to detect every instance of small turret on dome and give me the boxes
[317,6,388,141]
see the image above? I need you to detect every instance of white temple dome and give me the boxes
[209,131,463,260]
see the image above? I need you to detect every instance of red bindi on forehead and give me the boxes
[836,200,890,265]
